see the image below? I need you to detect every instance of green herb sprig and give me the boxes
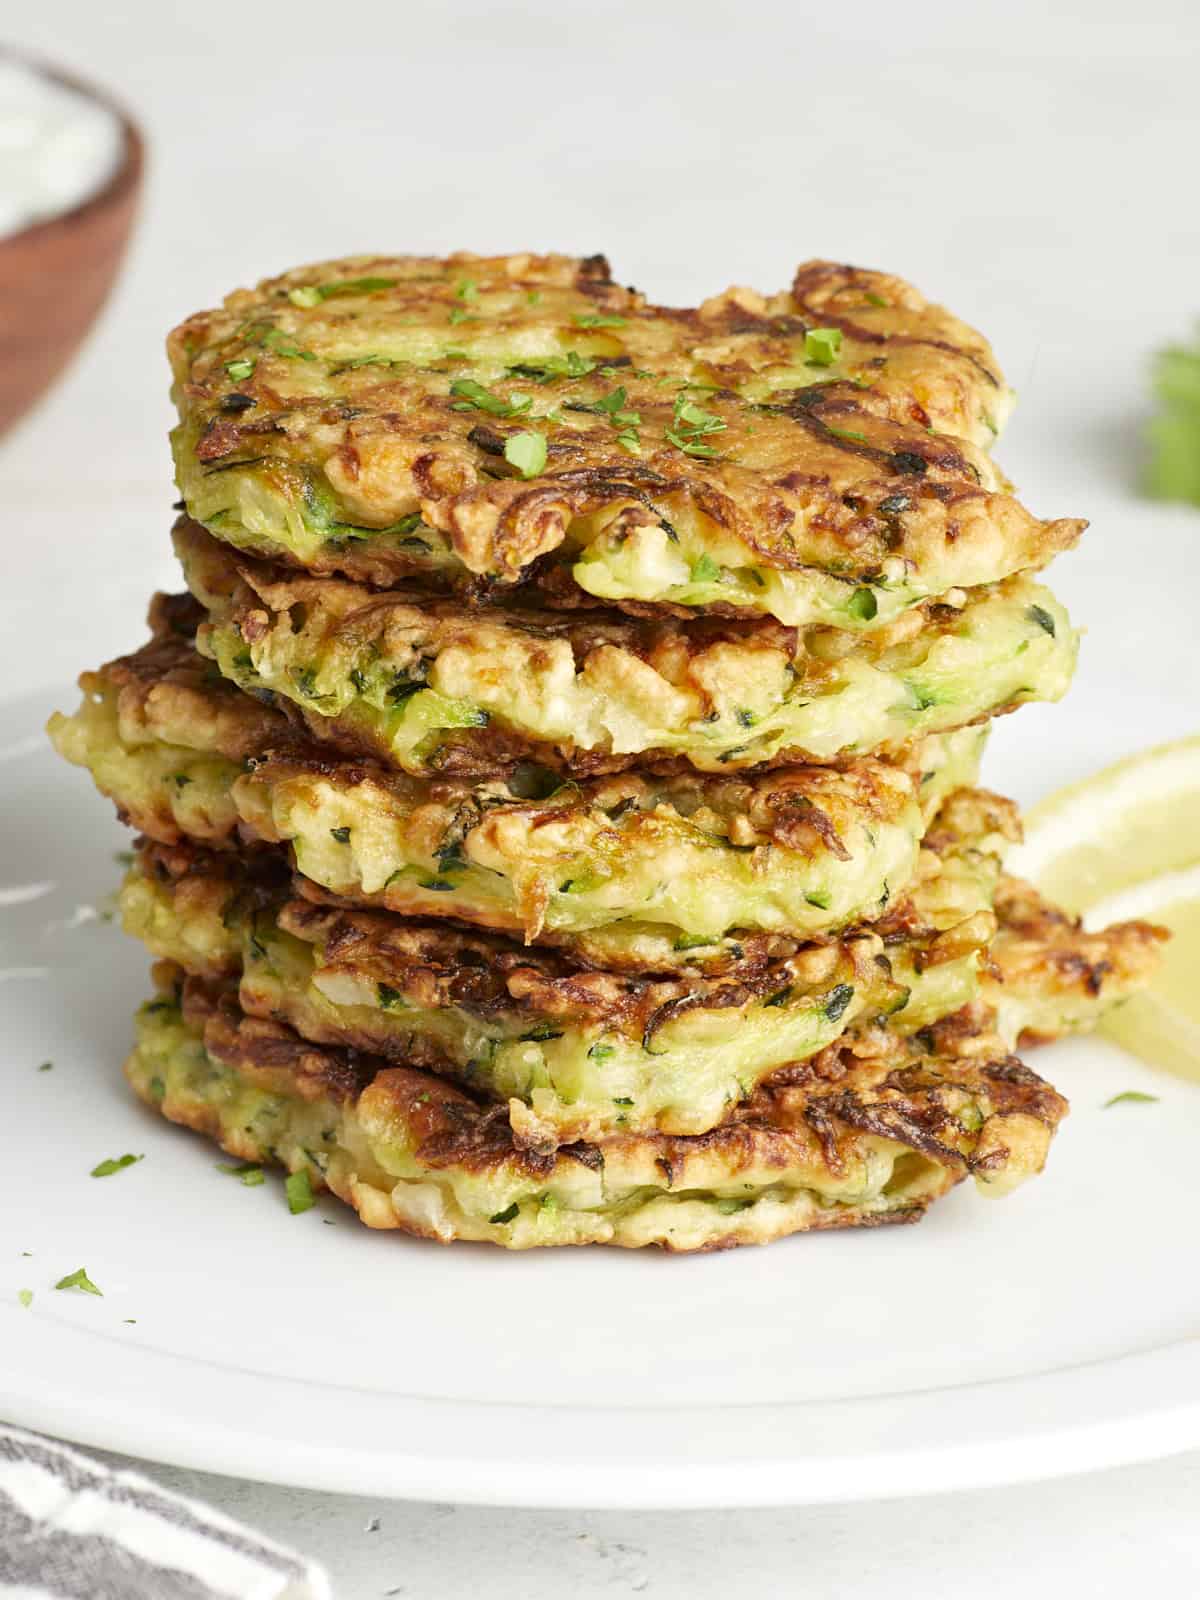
[91,1153,143,1178]
[450,379,532,418]
[505,431,548,478]
[665,393,726,459]
[55,1267,102,1297]
[594,386,642,453]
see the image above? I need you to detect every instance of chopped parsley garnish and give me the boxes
[91,1153,143,1178]
[847,586,878,621]
[55,1267,102,1297]
[450,378,531,418]
[675,396,724,429]
[225,357,255,382]
[218,1162,266,1186]
[573,313,627,328]
[508,350,596,383]
[1027,604,1056,636]
[37,1061,52,1072]
[804,327,843,366]
[489,1203,520,1225]
[1103,1090,1160,1108]
[665,392,727,459]
[689,553,721,584]
[377,983,405,1010]
[455,278,479,301]
[595,386,630,415]
[593,385,642,452]
[823,983,855,1022]
[245,323,317,361]
[286,1169,316,1214]
[332,353,398,373]
[18,1289,32,1309]
[505,430,548,478]
[330,826,351,844]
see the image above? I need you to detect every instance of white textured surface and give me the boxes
[4,0,1200,1592]
[60,1446,1200,1599]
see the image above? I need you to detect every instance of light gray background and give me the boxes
[6,0,1200,1593]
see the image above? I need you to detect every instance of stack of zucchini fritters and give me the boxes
[50,254,1163,1250]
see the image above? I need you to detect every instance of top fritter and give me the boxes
[169,253,1084,630]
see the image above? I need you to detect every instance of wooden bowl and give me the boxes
[0,56,143,437]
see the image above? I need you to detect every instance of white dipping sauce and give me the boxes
[0,57,124,239]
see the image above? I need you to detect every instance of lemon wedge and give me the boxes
[1083,869,1200,1083]
[1008,734,1200,913]
[1010,737,1200,1079]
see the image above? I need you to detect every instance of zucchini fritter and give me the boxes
[126,971,1067,1250]
[48,628,990,970]
[986,876,1168,1044]
[176,519,1077,777]
[168,253,1084,628]
[119,836,995,1147]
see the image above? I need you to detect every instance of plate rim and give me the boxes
[4,1315,1199,1507]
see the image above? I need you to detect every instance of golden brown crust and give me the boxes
[138,834,889,1042]
[175,517,1076,780]
[168,252,1082,608]
[178,974,1067,1193]
[100,621,932,857]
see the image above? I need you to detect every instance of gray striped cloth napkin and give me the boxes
[0,1426,330,1599]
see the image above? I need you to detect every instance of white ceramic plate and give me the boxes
[3,670,1199,1510]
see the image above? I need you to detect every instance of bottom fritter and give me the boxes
[127,969,1067,1252]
